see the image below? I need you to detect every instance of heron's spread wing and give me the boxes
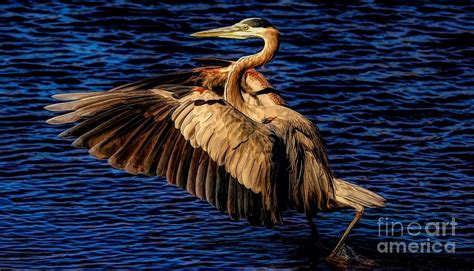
[45,85,286,225]
[107,68,228,94]
[106,66,282,106]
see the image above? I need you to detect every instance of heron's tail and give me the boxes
[334,178,386,208]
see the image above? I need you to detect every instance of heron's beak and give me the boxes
[191,25,246,39]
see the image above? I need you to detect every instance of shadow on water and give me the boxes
[1,0,473,269]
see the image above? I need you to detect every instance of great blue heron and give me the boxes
[45,18,385,260]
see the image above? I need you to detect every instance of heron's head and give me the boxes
[191,18,278,40]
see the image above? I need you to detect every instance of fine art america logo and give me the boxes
[377,217,457,253]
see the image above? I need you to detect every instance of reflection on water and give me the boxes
[0,1,473,268]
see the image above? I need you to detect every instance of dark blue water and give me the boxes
[1,1,473,268]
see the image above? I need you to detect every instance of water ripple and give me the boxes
[1,1,473,269]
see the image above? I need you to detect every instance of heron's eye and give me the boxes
[241,25,249,31]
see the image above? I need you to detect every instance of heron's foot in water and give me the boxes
[326,244,376,268]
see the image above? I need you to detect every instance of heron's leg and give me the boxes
[307,212,329,251]
[328,207,364,258]
[306,213,319,238]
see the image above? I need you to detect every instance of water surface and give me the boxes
[1,1,473,268]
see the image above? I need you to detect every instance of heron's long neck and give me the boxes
[225,29,279,110]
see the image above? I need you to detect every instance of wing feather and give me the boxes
[186,148,201,196]
[205,160,217,205]
[108,117,155,171]
[195,151,209,200]
[227,176,239,220]
[215,166,227,211]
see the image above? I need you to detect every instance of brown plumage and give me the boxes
[45,18,385,259]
